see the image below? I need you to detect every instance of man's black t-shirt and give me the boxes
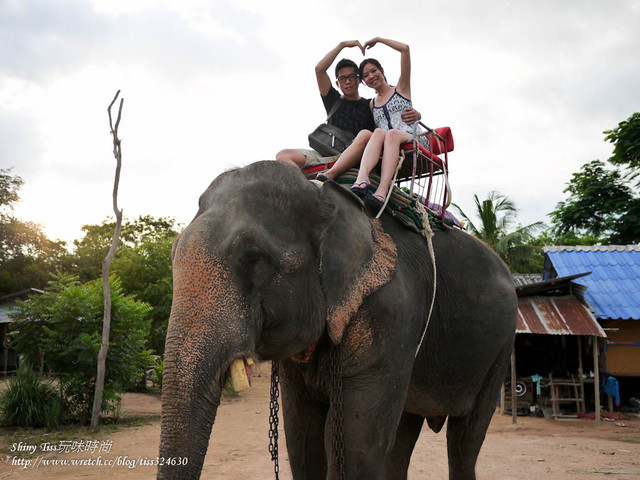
[322,86,375,137]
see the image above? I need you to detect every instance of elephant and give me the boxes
[158,160,518,480]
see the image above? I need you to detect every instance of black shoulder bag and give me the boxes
[308,97,355,157]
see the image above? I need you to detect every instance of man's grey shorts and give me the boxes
[298,148,323,168]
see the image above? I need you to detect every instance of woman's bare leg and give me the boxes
[325,130,372,180]
[354,128,387,185]
[372,129,413,198]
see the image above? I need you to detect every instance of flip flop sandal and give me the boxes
[369,193,386,207]
[350,182,370,197]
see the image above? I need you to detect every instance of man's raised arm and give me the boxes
[315,40,364,97]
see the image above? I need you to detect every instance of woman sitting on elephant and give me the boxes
[347,37,429,207]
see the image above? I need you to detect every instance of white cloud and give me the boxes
[2,0,639,244]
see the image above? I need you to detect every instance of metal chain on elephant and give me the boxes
[269,361,280,479]
[330,343,346,480]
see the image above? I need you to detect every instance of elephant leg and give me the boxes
[382,412,425,480]
[445,343,512,480]
[445,414,487,480]
[280,361,328,480]
[326,376,412,480]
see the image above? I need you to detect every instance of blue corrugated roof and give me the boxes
[544,246,640,320]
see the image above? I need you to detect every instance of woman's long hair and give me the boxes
[359,58,388,83]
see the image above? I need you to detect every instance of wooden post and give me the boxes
[500,383,506,415]
[593,337,600,427]
[577,337,585,413]
[511,346,517,424]
[90,91,124,431]
[549,373,558,419]
[577,336,584,375]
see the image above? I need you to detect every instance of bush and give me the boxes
[0,366,65,428]
[9,274,152,424]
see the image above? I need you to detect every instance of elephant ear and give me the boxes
[317,182,397,345]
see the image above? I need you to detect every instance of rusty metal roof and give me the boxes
[514,272,590,297]
[517,295,606,337]
[512,274,543,287]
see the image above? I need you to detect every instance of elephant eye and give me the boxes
[237,247,276,292]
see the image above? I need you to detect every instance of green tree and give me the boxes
[549,159,639,243]
[0,225,69,296]
[70,216,178,355]
[531,229,603,248]
[550,113,640,244]
[9,275,153,424]
[604,111,640,173]
[0,169,70,296]
[453,191,544,273]
[113,236,174,355]
[0,168,23,212]
[72,215,178,282]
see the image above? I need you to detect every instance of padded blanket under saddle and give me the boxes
[331,169,459,231]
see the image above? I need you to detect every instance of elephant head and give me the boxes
[158,161,396,478]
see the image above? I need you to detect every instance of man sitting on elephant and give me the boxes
[275,40,421,170]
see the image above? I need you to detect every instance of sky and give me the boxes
[2,0,639,246]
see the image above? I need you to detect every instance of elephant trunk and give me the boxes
[158,335,222,479]
[158,230,252,479]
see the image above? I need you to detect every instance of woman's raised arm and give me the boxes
[364,37,411,97]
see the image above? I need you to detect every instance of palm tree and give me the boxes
[452,192,545,273]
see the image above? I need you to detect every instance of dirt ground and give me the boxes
[1,367,639,479]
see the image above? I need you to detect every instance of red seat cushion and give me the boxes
[433,127,454,154]
[400,143,443,169]
[399,126,453,168]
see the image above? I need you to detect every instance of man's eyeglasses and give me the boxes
[337,74,359,84]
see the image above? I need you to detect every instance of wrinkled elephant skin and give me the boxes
[158,161,518,480]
